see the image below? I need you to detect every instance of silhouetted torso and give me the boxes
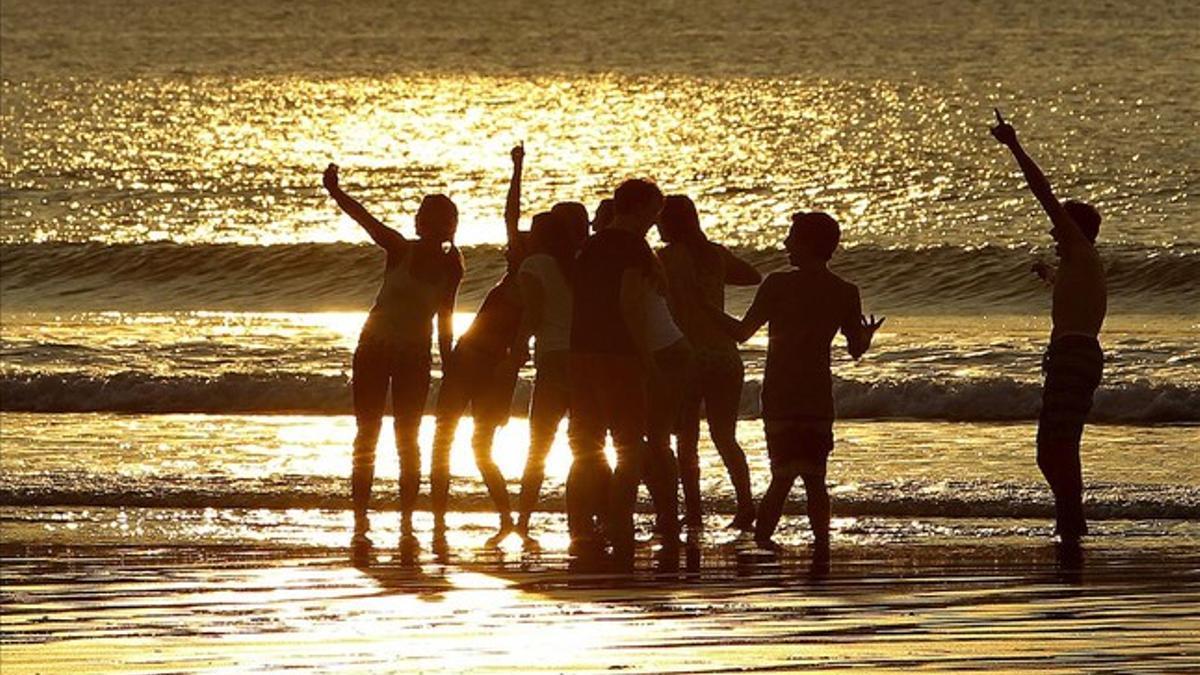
[570,228,656,355]
[749,267,862,420]
[659,241,735,353]
[362,246,456,348]
[1051,245,1107,341]
[459,273,523,355]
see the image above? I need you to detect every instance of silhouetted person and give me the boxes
[430,143,528,546]
[642,246,687,549]
[591,198,615,234]
[509,209,586,544]
[567,179,668,567]
[992,110,1107,544]
[322,164,463,547]
[656,195,761,532]
[719,213,883,559]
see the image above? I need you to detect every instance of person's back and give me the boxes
[658,241,733,352]
[570,228,655,355]
[756,267,862,422]
[364,243,458,348]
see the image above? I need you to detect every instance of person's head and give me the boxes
[592,198,615,234]
[530,210,580,283]
[612,179,664,234]
[657,194,705,244]
[551,201,590,246]
[785,212,840,265]
[1055,200,1101,256]
[415,194,458,243]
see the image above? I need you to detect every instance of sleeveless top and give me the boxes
[519,254,573,358]
[645,287,685,353]
[359,246,451,350]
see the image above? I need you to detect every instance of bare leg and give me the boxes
[518,359,569,537]
[430,376,470,530]
[800,473,830,553]
[704,354,754,529]
[473,421,514,545]
[755,465,800,549]
[350,346,389,542]
[395,418,421,538]
[676,397,704,528]
[1037,437,1086,542]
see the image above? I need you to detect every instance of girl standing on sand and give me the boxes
[509,209,586,544]
[429,144,528,546]
[323,163,464,547]
[656,195,761,532]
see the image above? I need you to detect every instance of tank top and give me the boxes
[645,287,685,353]
[359,247,449,349]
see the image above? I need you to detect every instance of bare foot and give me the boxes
[727,510,755,532]
[754,537,783,554]
[485,522,515,548]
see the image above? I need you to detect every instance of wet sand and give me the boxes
[3,524,1199,673]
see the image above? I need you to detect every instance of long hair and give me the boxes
[661,194,721,269]
[530,211,579,285]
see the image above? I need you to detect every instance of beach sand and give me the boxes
[4,514,1199,673]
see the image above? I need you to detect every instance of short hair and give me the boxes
[416,194,458,242]
[1063,200,1101,243]
[659,194,703,243]
[788,212,841,261]
[613,179,664,216]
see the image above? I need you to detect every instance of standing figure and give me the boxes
[992,110,1106,544]
[430,144,528,546]
[656,195,762,532]
[719,213,882,560]
[567,179,669,567]
[323,163,463,547]
[510,209,586,544]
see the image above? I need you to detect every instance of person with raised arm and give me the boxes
[322,163,463,549]
[429,143,530,547]
[991,109,1107,544]
[716,213,882,562]
[508,208,586,545]
[656,195,761,533]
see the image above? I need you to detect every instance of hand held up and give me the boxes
[990,108,1018,147]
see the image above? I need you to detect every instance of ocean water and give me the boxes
[1,0,1197,545]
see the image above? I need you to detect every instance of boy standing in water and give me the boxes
[992,110,1107,543]
[721,213,882,559]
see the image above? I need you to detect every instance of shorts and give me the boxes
[439,342,519,427]
[1037,335,1104,446]
[764,418,834,477]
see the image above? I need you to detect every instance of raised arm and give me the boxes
[504,143,524,247]
[721,246,762,286]
[990,110,1087,250]
[323,163,405,252]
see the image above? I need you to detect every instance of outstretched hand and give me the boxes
[322,163,340,193]
[861,314,885,336]
[1031,260,1056,285]
[511,141,525,166]
[990,108,1018,147]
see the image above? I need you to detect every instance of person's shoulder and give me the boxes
[825,268,859,293]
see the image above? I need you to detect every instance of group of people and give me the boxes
[323,111,1108,567]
